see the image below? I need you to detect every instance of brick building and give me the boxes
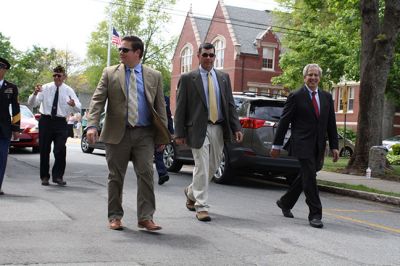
[170,0,284,113]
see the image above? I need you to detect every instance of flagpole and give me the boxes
[107,6,112,67]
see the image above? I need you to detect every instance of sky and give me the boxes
[0,0,279,60]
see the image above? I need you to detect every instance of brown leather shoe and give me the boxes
[196,211,211,222]
[138,220,162,231]
[109,218,123,230]
[41,177,49,186]
[184,187,195,211]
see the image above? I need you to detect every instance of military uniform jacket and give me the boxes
[0,79,20,139]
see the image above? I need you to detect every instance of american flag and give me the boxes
[112,27,121,46]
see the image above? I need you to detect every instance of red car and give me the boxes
[10,105,39,153]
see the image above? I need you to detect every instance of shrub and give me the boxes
[392,143,400,155]
[337,128,356,142]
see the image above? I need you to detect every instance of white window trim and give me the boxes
[261,46,275,71]
[180,43,193,74]
[337,87,354,114]
[212,36,226,70]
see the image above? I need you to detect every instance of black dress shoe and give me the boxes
[309,219,324,228]
[0,190,4,195]
[53,179,66,186]
[276,200,294,218]
[41,178,49,186]
[158,175,169,185]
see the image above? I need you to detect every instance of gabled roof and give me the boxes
[193,16,211,43]
[224,5,276,55]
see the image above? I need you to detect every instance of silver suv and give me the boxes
[163,93,300,184]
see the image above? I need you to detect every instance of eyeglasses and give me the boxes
[53,74,63,78]
[118,47,134,53]
[201,53,215,58]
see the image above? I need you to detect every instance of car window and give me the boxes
[248,100,284,121]
[9,105,34,119]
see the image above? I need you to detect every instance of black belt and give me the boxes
[126,124,150,129]
[41,114,66,121]
[208,120,224,125]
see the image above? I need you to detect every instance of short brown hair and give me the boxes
[53,65,66,74]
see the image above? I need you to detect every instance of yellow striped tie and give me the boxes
[208,72,218,123]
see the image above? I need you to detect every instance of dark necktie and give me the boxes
[51,86,59,119]
[312,91,319,117]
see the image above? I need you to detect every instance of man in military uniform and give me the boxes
[0,57,20,195]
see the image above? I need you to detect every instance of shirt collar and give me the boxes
[305,85,319,94]
[199,65,215,76]
[126,63,142,74]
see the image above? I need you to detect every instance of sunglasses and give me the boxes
[201,53,215,58]
[118,47,134,53]
[0,64,7,69]
[53,74,63,78]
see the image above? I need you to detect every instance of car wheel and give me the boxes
[32,146,40,153]
[213,146,234,184]
[163,142,183,172]
[81,133,94,153]
[340,147,353,157]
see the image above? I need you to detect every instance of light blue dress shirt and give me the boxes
[199,66,223,121]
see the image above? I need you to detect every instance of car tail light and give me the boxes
[240,117,275,129]
[23,127,39,134]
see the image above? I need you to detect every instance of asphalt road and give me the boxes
[1,143,399,265]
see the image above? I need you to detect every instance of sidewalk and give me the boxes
[317,171,400,206]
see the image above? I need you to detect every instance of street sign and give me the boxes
[342,86,349,114]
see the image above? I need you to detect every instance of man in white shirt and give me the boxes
[28,65,81,186]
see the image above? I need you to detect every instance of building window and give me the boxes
[262,47,274,70]
[213,39,225,69]
[180,46,192,73]
[338,86,354,112]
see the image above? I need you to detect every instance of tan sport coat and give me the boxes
[87,63,170,145]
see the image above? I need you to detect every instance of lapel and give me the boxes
[318,90,326,118]
[142,65,152,106]
[117,64,127,99]
[301,86,319,119]
[215,70,227,108]
[192,69,207,108]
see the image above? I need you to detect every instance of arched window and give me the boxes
[213,39,225,69]
[180,46,192,73]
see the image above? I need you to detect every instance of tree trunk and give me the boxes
[382,97,396,138]
[347,0,400,174]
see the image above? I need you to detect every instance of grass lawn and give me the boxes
[323,157,400,181]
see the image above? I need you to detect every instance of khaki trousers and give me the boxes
[105,126,155,221]
[188,124,224,212]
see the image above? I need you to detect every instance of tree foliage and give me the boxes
[272,0,361,89]
[85,0,176,91]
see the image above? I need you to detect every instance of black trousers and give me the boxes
[279,155,322,221]
[38,116,68,180]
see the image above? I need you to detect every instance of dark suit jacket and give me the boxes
[0,80,20,139]
[273,86,338,162]
[87,64,170,145]
[174,68,242,149]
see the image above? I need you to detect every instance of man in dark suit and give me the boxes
[0,57,20,195]
[271,63,339,228]
[154,95,174,185]
[86,35,170,231]
[174,42,243,222]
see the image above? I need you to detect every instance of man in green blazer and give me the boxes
[86,36,170,231]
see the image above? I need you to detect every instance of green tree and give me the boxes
[272,0,361,89]
[85,0,176,91]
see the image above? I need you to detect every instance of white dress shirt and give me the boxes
[27,82,81,118]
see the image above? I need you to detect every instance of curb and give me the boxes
[318,184,400,207]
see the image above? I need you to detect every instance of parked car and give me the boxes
[163,93,301,184]
[383,135,400,151]
[337,133,355,157]
[80,113,105,153]
[9,105,39,153]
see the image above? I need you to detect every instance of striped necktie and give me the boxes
[312,91,320,117]
[127,68,138,126]
[208,72,218,123]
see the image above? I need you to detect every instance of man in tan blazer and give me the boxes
[174,42,243,222]
[86,35,170,231]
